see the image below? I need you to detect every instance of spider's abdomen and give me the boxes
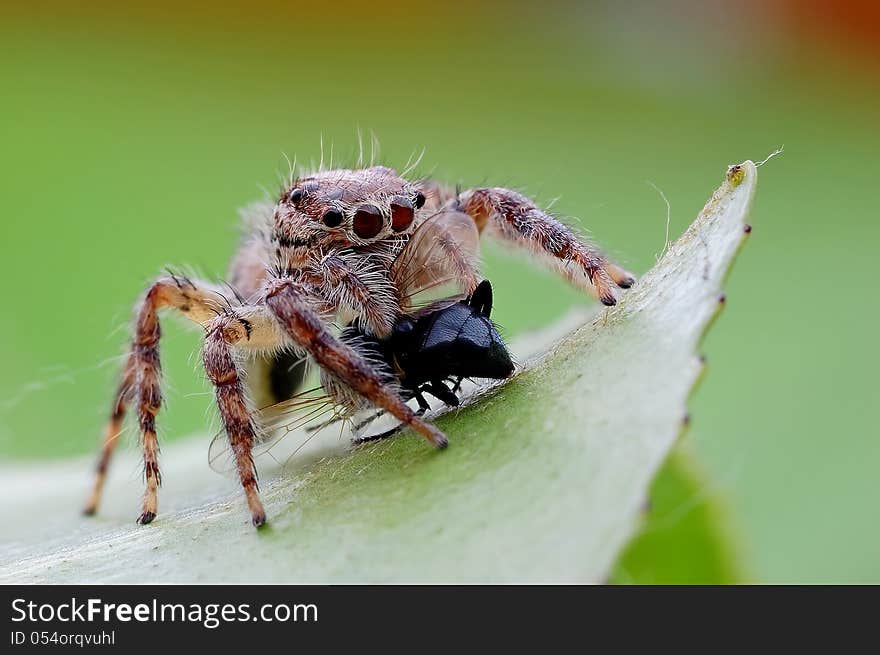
[267,350,308,405]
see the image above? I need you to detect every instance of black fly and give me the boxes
[344,279,514,442]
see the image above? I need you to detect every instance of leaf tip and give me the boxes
[726,163,745,187]
[726,160,758,189]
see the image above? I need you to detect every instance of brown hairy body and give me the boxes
[83,164,634,527]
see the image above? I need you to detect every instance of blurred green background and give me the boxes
[1,0,877,582]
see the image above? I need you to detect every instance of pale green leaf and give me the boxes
[0,161,757,583]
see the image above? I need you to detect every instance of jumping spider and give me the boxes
[83,164,635,527]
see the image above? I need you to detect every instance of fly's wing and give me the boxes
[391,209,480,313]
[208,386,347,476]
[408,296,465,320]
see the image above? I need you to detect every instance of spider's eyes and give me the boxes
[321,209,344,228]
[414,191,426,209]
[390,197,414,232]
[288,188,304,204]
[352,204,384,239]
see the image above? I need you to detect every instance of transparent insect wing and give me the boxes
[392,210,480,311]
[207,387,344,476]
[408,296,466,320]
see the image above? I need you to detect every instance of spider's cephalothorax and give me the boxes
[83,163,635,528]
[272,166,422,262]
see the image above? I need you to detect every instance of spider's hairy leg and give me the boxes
[602,262,636,289]
[457,187,635,305]
[82,353,135,516]
[202,309,286,527]
[83,275,231,523]
[264,278,447,448]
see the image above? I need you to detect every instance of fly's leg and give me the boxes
[354,402,429,445]
[422,381,459,407]
[347,409,387,433]
[354,424,408,445]
[414,392,431,412]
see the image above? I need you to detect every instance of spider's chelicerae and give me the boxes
[83,164,635,527]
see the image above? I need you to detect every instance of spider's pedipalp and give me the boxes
[297,252,399,337]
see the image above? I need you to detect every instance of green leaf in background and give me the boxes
[0,161,757,583]
[612,445,747,584]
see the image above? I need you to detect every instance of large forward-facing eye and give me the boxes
[322,208,343,228]
[353,204,383,239]
[390,197,414,232]
[288,188,304,204]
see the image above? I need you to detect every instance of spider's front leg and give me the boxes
[83,275,231,522]
[264,277,447,448]
[457,187,635,305]
[201,308,286,527]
